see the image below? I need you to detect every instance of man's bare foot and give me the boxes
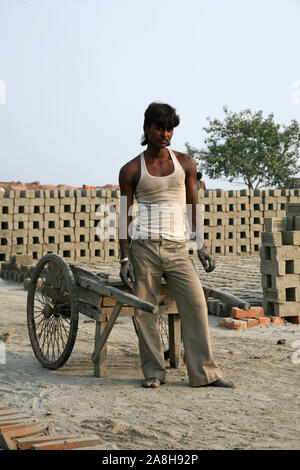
[206,378,236,388]
[142,378,161,388]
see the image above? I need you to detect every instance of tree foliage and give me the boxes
[186,107,300,189]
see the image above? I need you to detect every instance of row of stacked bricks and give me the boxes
[0,189,120,264]
[260,198,300,322]
[197,188,293,256]
[1,187,300,264]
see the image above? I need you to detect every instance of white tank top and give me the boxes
[132,148,186,241]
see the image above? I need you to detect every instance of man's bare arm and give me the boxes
[184,155,205,250]
[184,155,215,273]
[118,163,135,259]
[118,162,136,290]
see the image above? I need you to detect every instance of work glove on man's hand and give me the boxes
[197,247,216,273]
[120,261,134,292]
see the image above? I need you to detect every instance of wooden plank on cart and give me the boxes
[168,314,181,368]
[91,301,123,364]
[109,277,251,311]
[78,301,102,321]
[77,286,102,309]
[70,265,104,283]
[202,284,250,310]
[77,276,158,313]
[94,319,108,377]
[70,265,158,313]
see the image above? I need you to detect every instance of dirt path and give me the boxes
[0,257,299,450]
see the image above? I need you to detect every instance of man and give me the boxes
[118,102,234,389]
[197,171,206,190]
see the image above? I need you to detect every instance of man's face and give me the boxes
[146,122,174,148]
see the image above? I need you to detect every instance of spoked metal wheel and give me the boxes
[27,254,79,370]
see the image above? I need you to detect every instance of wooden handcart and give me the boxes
[27,254,250,377]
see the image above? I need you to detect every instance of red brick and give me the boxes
[0,420,54,439]
[219,318,248,329]
[270,317,286,324]
[245,318,259,328]
[17,435,78,451]
[285,316,300,325]
[257,317,271,326]
[0,409,26,417]
[0,416,31,427]
[31,435,101,450]
[0,420,55,450]
[232,306,264,319]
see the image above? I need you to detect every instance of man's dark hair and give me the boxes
[141,102,180,145]
[197,172,202,180]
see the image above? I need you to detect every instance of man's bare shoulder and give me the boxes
[173,150,196,171]
[119,155,140,176]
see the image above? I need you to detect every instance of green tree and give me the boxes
[186,106,300,189]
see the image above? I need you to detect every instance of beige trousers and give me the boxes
[129,238,222,387]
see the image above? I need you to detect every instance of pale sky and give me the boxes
[0,0,300,189]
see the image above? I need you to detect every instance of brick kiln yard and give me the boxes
[0,255,299,451]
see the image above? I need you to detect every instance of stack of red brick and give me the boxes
[219,307,300,329]
[0,181,120,191]
[0,404,101,450]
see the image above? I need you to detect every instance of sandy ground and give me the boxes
[0,256,299,451]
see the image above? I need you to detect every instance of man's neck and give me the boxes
[144,145,170,161]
